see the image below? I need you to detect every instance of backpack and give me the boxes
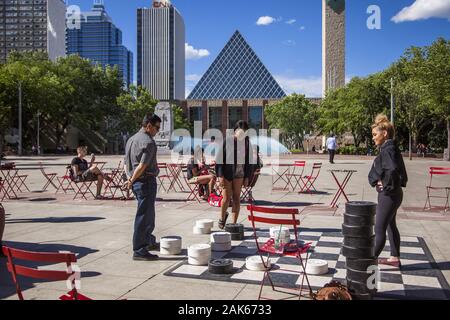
[208,193,223,207]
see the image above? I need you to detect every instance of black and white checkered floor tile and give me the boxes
[164,231,450,300]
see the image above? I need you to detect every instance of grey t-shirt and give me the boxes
[124,128,160,179]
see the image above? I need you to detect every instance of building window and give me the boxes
[228,106,242,130]
[189,106,202,123]
[209,107,222,131]
[249,106,263,130]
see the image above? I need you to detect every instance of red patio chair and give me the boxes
[300,163,322,194]
[286,161,306,192]
[68,166,96,200]
[2,245,92,300]
[39,162,58,192]
[241,169,261,203]
[103,161,126,199]
[247,205,313,300]
[167,163,185,192]
[55,166,75,195]
[181,166,202,203]
[424,167,450,212]
[157,163,175,193]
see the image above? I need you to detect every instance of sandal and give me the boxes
[218,212,229,230]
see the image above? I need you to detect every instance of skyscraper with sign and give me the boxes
[137,0,185,101]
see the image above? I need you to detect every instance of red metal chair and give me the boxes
[285,161,306,192]
[241,170,261,203]
[157,163,176,193]
[167,163,185,192]
[2,245,92,300]
[103,161,126,199]
[181,166,202,203]
[247,205,313,300]
[39,162,58,192]
[55,166,75,195]
[424,167,450,212]
[300,163,322,194]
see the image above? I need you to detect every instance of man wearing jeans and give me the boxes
[327,134,337,164]
[124,114,161,261]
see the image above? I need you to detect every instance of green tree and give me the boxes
[116,85,158,134]
[317,74,389,148]
[265,94,316,149]
[173,105,191,131]
[421,38,450,160]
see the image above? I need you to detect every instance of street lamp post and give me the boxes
[37,110,40,156]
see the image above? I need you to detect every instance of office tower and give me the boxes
[137,0,185,101]
[66,0,133,87]
[0,0,66,63]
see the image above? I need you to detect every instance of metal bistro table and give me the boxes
[329,169,358,208]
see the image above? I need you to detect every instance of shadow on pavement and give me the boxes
[0,241,100,300]
[6,216,106,224]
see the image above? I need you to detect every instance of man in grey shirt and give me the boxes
[124,113,162,261]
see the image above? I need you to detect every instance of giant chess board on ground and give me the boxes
[164,229,450,300]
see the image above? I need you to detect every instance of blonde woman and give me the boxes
[368,115,408,268]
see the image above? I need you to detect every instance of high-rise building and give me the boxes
[0,0,66,64]
[137,0,185,101]
[322,0,346,96]
[66,0,133,87]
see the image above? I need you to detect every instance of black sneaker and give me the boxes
[133,252,159,261]
[147,242,160,251]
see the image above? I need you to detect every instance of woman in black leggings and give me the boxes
[368,115,408,268]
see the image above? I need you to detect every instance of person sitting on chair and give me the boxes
[187,147,216,200]
[71,146,109,199]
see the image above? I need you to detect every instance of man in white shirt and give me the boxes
[326,134,337,164]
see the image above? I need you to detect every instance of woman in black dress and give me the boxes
[368,115,408,268]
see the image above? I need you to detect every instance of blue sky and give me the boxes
[67,0,450,97]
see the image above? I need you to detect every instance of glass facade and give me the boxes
[188,30,286,100]
[66,2,133,87]
[209,107,222,131]
[228,107,242,130]
[249,106,263,130]
[189,106,202,122]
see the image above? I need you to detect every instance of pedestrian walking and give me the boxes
[326,134,337,164]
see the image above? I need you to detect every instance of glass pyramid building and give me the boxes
[188,31,286,100]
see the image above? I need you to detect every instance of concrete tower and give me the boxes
[322,0,346,97]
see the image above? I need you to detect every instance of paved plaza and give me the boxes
[1,154,449,300]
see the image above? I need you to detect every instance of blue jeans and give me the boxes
[132,177,157,256]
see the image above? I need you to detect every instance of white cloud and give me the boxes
[185,43,210,60]
[286,19,296,25]
[282,40,296,46]
[392,0,450,23]
[275,75,323,98]
[185,74,202,98]
[256,16,276,26]
[299,26,306,31]
[186,74,202,82]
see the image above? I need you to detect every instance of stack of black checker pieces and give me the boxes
[225,224,245,241]
[342,201,378,300]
